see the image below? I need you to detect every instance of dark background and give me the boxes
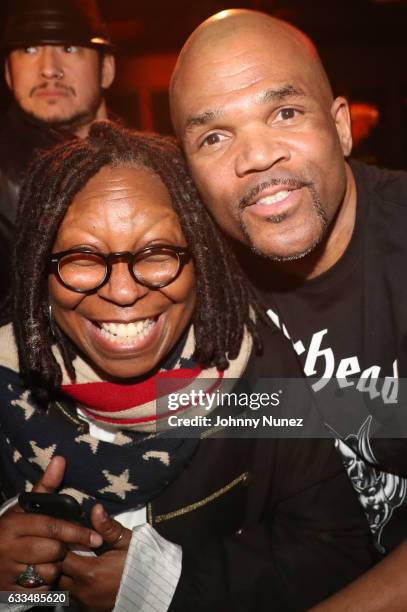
[0,0,406,169]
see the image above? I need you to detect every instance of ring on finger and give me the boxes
[110,528,125,546]
[16,564,45,588]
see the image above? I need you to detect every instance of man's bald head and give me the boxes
[170,9,333,135]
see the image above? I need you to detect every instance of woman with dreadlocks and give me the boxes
[0,122,374,610]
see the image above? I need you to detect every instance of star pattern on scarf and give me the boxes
[143,450,170,466]
[12,390,35,420]
[75,433,100,455]
[59,488,89,505]
[13,449,22,463]
[29,441,57,469]
[114,432,133,446]
[99,468,138,500]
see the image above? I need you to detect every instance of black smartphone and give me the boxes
[19,492,88,524]
[18,492,111,555]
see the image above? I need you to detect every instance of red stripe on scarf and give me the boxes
[78,373,225,425]
[61,366,203,412]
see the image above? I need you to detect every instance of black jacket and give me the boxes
[0,104,71,225]
[0,105,71,318]
[159,434,374,612]
[149,326,375,611]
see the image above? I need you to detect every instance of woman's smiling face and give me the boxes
[48,165,196,380]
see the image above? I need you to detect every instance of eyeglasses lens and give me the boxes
[58,253,106,291]
[133,252,180,286]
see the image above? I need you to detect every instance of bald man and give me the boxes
[170,9,407,611]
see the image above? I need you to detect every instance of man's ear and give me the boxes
[101,53,115,90]
[331,96,353,157]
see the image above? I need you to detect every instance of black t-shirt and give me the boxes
[270,188,365,382]
[236,161,407,555]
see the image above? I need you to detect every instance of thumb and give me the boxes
[32,455,66,493]
[90,504,132,550]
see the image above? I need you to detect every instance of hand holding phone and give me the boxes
[19,492,111,554]
[0,457,104,591]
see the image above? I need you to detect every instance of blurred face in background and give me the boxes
[5,44,115,132]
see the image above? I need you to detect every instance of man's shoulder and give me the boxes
[350,159,407,207]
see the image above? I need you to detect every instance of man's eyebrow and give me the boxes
[185,109,223,131]
[258,85,306,103]
[184,85,306,132]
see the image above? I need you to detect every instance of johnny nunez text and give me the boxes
[167,415,304,428]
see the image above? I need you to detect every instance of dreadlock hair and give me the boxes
[14,121,266,400]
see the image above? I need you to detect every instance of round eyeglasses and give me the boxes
[49,245,191,293]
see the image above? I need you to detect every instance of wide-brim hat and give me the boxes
[2,0,113,52]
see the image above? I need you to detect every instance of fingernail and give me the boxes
[90,533,103,547]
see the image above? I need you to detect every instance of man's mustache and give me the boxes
[30,82,76,97]
[238,177,312,210]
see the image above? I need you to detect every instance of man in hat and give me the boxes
[0,0,115,314]
[170,8,407,610]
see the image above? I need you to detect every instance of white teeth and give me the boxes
[256,190,290,206]
[100,319,155,342]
